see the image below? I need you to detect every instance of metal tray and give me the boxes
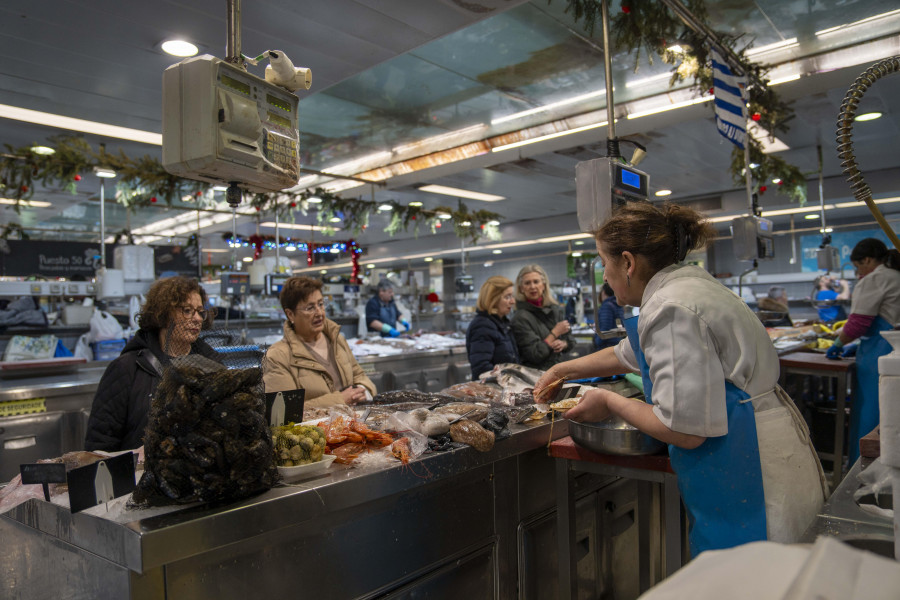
[568,416,666,456]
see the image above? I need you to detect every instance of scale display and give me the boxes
[162,55,301,193]
[576,157,649,232]
[732,216,775,261]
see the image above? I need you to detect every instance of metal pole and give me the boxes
[744,136,753,212]
[275,199,281,272]
[197,209,203,280]
[100,181,106,268]
[226,0,242,67]
[817,144,827,231]
[600,0,617,148]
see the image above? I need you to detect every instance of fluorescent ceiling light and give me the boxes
[93,167,116,178]
[491,89,606,125]
[305,196,322,204]
[161,40,199,57]
[212,185,228,192]
[626,72,673,88]
[768,74,801,86]
[746,38,798,57]
[31,145,55,155]
[409,201,423,207]
[0,197,52,207]
[392,124,486,155]
[705,214,747,224]
[804,213,820,220]
[855,112,882,122]
[626,96,712,120]
[816,9,900,36]
[492,121,608,153]
[419,184,505,202]
[536,233,592,243]
[655,190,672,197]
[202,248,230,253]
[377,203,393,211]
[748,124,790,154]
[0,103,162,145]
[424,257,434,262]
[260,221,335,232]
[242,257,253,263]
[835,196,900,208]
[762,205,833,217]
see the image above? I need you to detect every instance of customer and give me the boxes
[84,276,219,452]
[593,282,624,351]
[265,276,375,407]
[826,238,900,465]
[813,274,850,323]
[366,279,409,337]
[466,276,519,379]
[511,264,574,370]
[757,285,792,326]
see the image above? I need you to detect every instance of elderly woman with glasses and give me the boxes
[85,276,219,452]
[264,276,375,407]
[466,276,519,380]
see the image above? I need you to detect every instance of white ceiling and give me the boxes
[0,0,899,271]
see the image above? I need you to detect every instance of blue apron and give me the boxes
[623,316,768,556]
[848,315,893,465]
[377,301,399,337]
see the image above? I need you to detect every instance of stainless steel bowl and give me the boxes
[568,416,666,456]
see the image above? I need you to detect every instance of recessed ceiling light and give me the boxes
[804,213,820,220]
[437,213,452,219]
[212,185,228,192]
[0,198,51,207]
[424,257,434,262]
[855,112,882,122]
[574,240,585,246]
[418,184,505,202]
[93,167,116,178]
[320,269,327,274]
[285,245,296,252]
[377,203,393,211]
[161,40,199,57]
[821,227,834,233]
[772,178,782,184]
[367,263,375,268]
[306,196,322,204]
[329,216,341,223]
[409,201,423,207]
[655,189,672,197]
[667,45,684,54]
[571,251,583,257]
[242,257,253,262]
[30,145,55,155]
[492,249,502,254]
[487,220,500,226]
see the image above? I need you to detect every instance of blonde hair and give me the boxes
[515,265,557,305]
[476,276,514,314]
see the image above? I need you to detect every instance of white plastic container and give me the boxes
[61,304,93,326]
[114,245,155,281]
[96,268,125,299]
[878,330,900,468]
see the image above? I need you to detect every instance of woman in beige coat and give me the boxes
[263,277,376,408]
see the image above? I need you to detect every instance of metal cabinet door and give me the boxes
[0,412,64,482]
[420,366,448,392]
[392,369,422,391]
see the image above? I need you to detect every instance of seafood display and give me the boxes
[432,402,491,423]
[441,381,502,403]
[449,419,495,452]
[318,415,394,464]
[0,451,109,514]
[131,356,277,506]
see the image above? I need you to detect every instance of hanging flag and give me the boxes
[711,48,748,149]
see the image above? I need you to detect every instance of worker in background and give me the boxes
[757,285,792,327]
[534,201,826,556]
[813,274,850,323]
[826,238,900,465]
[511,264,574,370]
[366,279,409,337]
[593,282,623,351]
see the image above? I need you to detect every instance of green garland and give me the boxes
[560,0,807,204]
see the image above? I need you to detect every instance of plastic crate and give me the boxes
[91,339,127,361]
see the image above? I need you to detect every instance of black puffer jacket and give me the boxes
[465,311,520,380]
[511,300,575,371]
[84,329,218,451]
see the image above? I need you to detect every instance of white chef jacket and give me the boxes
[614,264,780,437]
[850,263,900,325]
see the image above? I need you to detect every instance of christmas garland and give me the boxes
[559,0,807,204]
[0,135,504,243]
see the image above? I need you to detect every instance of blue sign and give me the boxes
[800,228,892,272]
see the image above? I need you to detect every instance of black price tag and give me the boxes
[20,463,67,502]
[265,389,305,427]
[67,452,136,513]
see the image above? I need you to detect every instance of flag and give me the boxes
[711,48,748,149]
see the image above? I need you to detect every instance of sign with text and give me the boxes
[1,240,115,278]
[154,245,200,278]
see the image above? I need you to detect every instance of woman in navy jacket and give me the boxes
[466,276,519,380]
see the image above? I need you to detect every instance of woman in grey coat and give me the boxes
[511,264,574,371]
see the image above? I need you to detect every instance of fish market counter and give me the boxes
[0,417,663,599]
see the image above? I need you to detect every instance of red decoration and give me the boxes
[151,197,157,203]
[73,174,81,181]
[708,87,714,95]
[759,185,767,193]
[290,202,296,208]
[435,221,441,228]
[622,5,631,13]
[751,113,761,121]
[306,246,313,266]
[195,191,202,197]
[411,215,416,220]
[248,234,264,260]
[255,206,260,211]
[349,239,360,284]
[20,186,27,192]
[777,180,784,186]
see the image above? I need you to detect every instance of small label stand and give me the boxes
[67,452,137,513]
[19,463,66,501]
[265,389,305,427]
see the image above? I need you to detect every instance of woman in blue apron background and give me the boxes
[826,238,900,465]
[535,202,827,557]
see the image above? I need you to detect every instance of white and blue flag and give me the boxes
[711,48,748,149]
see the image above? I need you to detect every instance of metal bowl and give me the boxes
[568,416,666,456]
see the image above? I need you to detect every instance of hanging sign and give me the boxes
[154,245,200,277]
[0,241,114,277]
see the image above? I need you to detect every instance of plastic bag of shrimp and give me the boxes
[385,412,429,464]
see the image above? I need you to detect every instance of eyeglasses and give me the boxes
[297,301,326,315]
[179,306,208,319]
[502,294,515,301]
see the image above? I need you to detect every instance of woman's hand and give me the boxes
[341,385,367,404]
[533,368,561,399]
[565,388,613,423]
[549,339,567,353]
[551,320,571,337]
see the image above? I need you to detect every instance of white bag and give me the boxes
[89,309,124,343]
[128,295,143,330]
[2,334,58,361]
[73,333,93,361]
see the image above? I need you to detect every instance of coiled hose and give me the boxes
[836,56,900,251]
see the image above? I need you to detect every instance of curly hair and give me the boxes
[279,276,323,312]
[137,276,213,331]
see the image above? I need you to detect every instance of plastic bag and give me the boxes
[89,309,124,342]
[852,456,895,519]
[73,333,93,361]
[128,295,143,330]
[2,334,58,361]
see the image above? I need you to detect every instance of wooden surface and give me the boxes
[779,350,856,372]
[860,426,881,458]
[550,436,674,474]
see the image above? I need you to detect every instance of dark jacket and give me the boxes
[466,311,520,380]
[84,329,218,451]
[365,295,400,336]
[594,296,624,350]
[511,300,575,371]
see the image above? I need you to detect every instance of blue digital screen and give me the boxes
[759,219,770,231]
[620,168,641,189]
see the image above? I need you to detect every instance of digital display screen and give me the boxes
[267,112,291,128]
[267,94,292,113]
[221,74,251,96]
[758,219,770,231]
[620,168,641,189]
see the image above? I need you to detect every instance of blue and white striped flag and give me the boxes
[711,48,748,149]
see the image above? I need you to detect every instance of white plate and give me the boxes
[277,454,336,481]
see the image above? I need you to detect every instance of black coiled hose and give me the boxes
[836,56,900,251]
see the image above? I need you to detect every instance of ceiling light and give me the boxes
[0,198,52,208]
[855,112,882,122]
[745,38,798,57]
[492,121,608,153]
[306,196,322,204]
[260,221,336,232]
[0,103,162,145]
[392,124,486,155]
[409,201,423,207]
[285,245,297,252]
[437,212,452,219]
[367,263,375,268]
[816,9,900,36]
[571,251,583,257]
[749,163,759,169]
[767,74,800,86]
[212,185,228,192]
[748,124,790,153]
[667,45,684,54]
[93,167,117,178]
[242,257,253,263]
[492,249,502,254]
[762,205,833,217]
[424,257,434,262]
[574,240,585,246]
[330,247,340,253]
[655,189,672,197]
[460,220,471,226]
[320,269,327,274]
[821,228,834,233]
[491,89,606,125]
[626,96,712,120]
[329,216,341,223]
[804,214,820,220]
[377,203,393,211]
[161,40,199,57]
[30,145,55,155]
[625,72,672,89]
[487,220,500,226]
[202,249,230,253]
[772,178,782,184]
[536,233,592,243]
[418,184,505,202]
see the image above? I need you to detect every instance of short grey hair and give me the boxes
[376,279,394,292]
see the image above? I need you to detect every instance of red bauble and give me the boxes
[759,185,767,193]
[480,224,485,229]
[411,215,416,220]
[708,87,714,95]
[435,222,441,228]
[289,202,296,208]
[622,5,631,13]
[73,174,82,181]
[20,185,27,192]
[150,197,157,203]
[777,180,784,186]
[195,191,202,197]
[751,113,761,121]
[255,206,261,211]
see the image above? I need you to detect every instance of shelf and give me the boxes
[719,271,856,287]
